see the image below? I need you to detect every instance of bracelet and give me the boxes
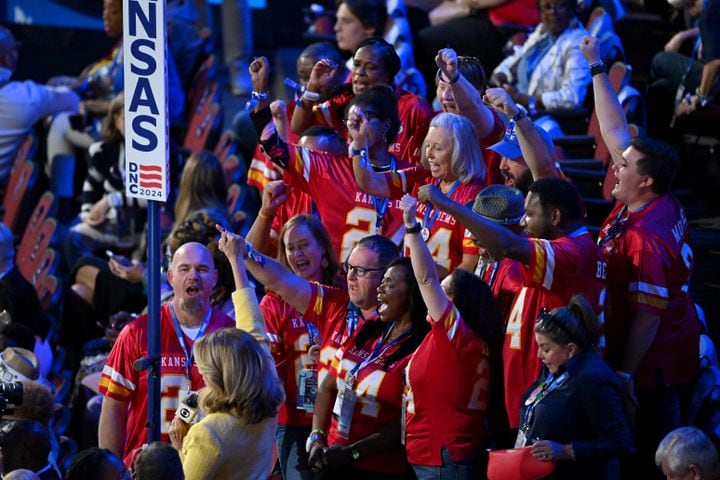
[243,241,266,267]
[695,88,710,108]
[589,61,607,77]
[511,105,528,123]
[306,430,327,453]
[251,90,269,101]
[258,210,273,220]
[406,223,422,234]
[301,90,321,102]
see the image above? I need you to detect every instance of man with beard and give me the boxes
[484,88,563,194]
[98,242,234,467]
[419,176,605,431]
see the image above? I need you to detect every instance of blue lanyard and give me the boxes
[346,302,363,338]
[349,324,411,377]
[423,180,460,231]
[306,320,320,346]
[521,371,568,433]
[370,157,396,233]
[169,304,212,381]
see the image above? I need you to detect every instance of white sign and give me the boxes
[124,0,169,201]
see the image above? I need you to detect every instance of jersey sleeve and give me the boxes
[626,234,672,313]
[260,294,285,363]
[99,321,141,402]
[522,237,579,291]
[427,303,468,356]
[303,283,349,339]
[385,166,426,199]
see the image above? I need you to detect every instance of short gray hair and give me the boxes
[0,222,14,267]
[655,427,719,476]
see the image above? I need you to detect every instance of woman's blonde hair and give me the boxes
[420,112,486,184]
[194,328,284,424]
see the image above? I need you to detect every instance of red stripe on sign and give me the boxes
[139,173,162,181]
[139,165,162,173]
[139,181,162,189]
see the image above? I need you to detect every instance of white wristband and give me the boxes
[301,90,320,102]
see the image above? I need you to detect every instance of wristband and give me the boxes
[243,241,266,267]
[406,223,422,234]
[251,90,269,101]
[511,105,528,123]
[258,210,273,220]
[695,88,710,108]
[301,90,321,102]
[589,61,607,77]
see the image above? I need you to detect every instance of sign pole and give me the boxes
[123,0,169,444]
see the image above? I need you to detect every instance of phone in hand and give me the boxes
[106,250,132,267]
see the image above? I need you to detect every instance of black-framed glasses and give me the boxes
[343,261,384,277]
[536,308,574,337]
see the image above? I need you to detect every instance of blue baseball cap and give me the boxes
[488,120,554,160]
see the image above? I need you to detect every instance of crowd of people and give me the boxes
[0,0,718,479]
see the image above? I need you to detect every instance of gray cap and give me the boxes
[472,184,525,225]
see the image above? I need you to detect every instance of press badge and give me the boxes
[296,369,318,412]
[333,375,357,439]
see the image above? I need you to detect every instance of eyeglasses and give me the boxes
[536,308,573,337]
[343,261,384,277]
[342,110,381,129]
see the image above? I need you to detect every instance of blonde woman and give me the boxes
[168,228,285,480]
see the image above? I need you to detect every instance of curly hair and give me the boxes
[13,381,54,427]
[195,328,285,424]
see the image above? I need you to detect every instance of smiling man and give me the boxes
[98,242,234,467]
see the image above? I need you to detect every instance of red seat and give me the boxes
[183,99,221,154]
[17,192,57,262]
[213,129,239,163]
[18,218,58,281]
[2,161,38,233]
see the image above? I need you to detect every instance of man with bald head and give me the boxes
[98,242,234,467]
[0,26,79,186]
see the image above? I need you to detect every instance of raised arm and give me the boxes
[400,194,450,320]
[418,183,532,264]
[436,48,495,138]
[249,56,272,113]
[291,59,340,135]
[214,225,312,316]
[484,87,558,180]
[580,36,629,165]
[348,106,393,197]
[245,180,289,258]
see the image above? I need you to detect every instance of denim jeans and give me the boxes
[276,424,314,480]
[411,446,486,480]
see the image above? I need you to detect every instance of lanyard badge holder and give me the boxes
[333,371,358,440]
[297,321,321,412]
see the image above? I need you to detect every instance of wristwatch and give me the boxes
[305,430,326,453]
[349,447,361,461]
[406,223,422,235]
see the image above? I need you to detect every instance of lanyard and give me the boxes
[370,157,396,234]
[346,302,364,338]
[169,304,212,381]
[349,323,411,379]
[521,371,568,433]
[423,180,460,231]
[597,201,651,249]
[306,320,320,347]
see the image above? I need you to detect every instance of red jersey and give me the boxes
[301,283,379,385]
[386,167,483,271]
[99,305,234,467]
[599,194,700,390]
[405,304,490,466]
[286,146,408,261]
[503,228,606,428]
[476,257,524,322]
[327,326,412,474]
[314,88,432,165]
[261,291,315,427]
